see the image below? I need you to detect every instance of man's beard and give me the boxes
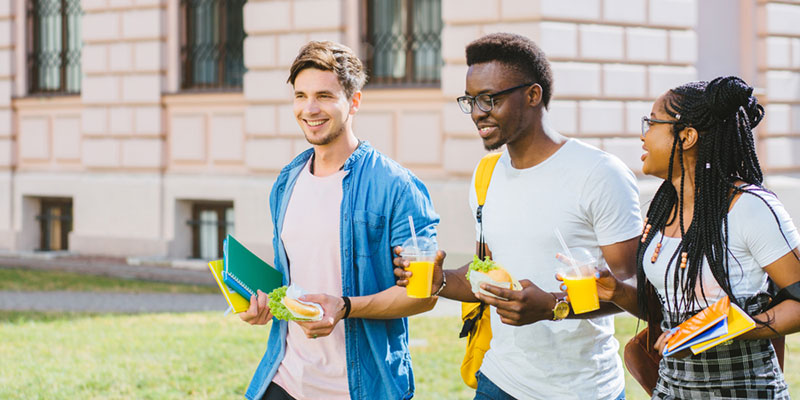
[483,138,504,151]
[304,113,349,146]
[483,123,521,151]
[482,133,507,151]
[305,124,344,146]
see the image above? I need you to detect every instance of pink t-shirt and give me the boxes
[272,159,349,400]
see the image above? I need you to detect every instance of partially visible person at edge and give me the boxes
[238,41,440,400]
[394,33,642,399]
[594,76,800,398]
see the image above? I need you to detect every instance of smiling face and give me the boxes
[293,68,358,146]
[641,93,680,179]
[465,62,535,151]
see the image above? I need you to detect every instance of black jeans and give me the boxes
[263,382,296,400]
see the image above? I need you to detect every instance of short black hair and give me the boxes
[465,33,553,108]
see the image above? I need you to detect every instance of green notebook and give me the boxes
[222,234,283,299]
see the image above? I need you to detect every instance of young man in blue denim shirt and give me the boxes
[238,41,441,400]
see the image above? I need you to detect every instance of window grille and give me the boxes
[26,0,82,94]
[36,198,73,251]
[363,0,442,86]
[188,202,234,259]
[180,0,246,90]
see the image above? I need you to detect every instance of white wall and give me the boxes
[696,0,743,81]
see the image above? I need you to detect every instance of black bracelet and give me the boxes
[341,296,351,319]
[432,269,447,296]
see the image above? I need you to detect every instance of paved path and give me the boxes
[0,253,214,286]
[0,253,462,316]
[0,291,228,313]
[0,289,462,316]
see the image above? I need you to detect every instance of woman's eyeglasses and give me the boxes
[641,116,681,137]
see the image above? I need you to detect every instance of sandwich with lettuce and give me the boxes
[267,285,323,321]
[467,255,521,297]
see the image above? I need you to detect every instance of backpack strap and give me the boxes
[475,152,502,206]
[474,152,502,259]
[468,152,502,333]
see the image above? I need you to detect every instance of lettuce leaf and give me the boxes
[267,286,294,321]
[466,255,499,281]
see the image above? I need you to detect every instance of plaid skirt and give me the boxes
[653,294,789,400]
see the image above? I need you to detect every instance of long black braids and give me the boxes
[636,76,796,325]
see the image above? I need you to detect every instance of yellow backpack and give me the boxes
[459,152,502,388]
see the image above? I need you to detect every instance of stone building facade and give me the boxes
[0,0,798,263]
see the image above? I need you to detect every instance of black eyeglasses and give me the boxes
[456,83,534,114]
[641,116,681,137]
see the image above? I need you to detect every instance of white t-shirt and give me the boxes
[643,188,800,312]
[469,139,642,400]
[273,159,350,400]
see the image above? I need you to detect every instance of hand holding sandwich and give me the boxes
[476,280,558,326]
[466,256,555,325]
[294,293,346,339]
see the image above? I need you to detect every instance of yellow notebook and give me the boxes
[690,301,755,355]
[208,260,250,314]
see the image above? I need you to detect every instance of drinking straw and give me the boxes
[554,228,580,275]
[408,216,419,250]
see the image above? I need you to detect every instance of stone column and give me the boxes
[759,1,800,172]
[73,0,167,256]
[81,0,165,171]
[0,0,15,249]
[242,0,344,172]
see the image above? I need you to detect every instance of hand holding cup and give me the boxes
[399,236,437,298]
[555,247,600,314]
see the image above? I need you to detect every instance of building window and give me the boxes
[180,0,246,90]
[26,0,82,94]
[36,198,73,251]
[362,0,442,86]
[188,202,234,259]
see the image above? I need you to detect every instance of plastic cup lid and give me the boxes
[401,236,437,256]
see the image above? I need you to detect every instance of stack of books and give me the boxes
[207,234,283,314]
[663,295,756,356]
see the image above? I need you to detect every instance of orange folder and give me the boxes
[690,301,755,355]
[664,296,730,355]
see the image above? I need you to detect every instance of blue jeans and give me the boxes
[473,370,626,400]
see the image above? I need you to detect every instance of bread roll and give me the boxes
[284,297,321,318]
[487,268,512,284]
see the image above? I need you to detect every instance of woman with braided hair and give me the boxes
[594,76,800,398]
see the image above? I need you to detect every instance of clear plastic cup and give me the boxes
[557,247,600,314]
[401,236,437,298]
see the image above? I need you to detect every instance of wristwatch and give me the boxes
[552,293,570,321]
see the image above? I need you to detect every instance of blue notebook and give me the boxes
[222,234,283,299]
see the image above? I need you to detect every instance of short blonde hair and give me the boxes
[287,41,367,99]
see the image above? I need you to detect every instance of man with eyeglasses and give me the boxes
[395,33,642,399]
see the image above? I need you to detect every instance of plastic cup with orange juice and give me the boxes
[401,236,437,298]
[557,247,600,314]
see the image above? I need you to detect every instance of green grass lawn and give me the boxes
[2,311,798,399]
[0,267,217,294]
[1,266,797,399]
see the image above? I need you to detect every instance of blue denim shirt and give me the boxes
[245,141,440,400]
